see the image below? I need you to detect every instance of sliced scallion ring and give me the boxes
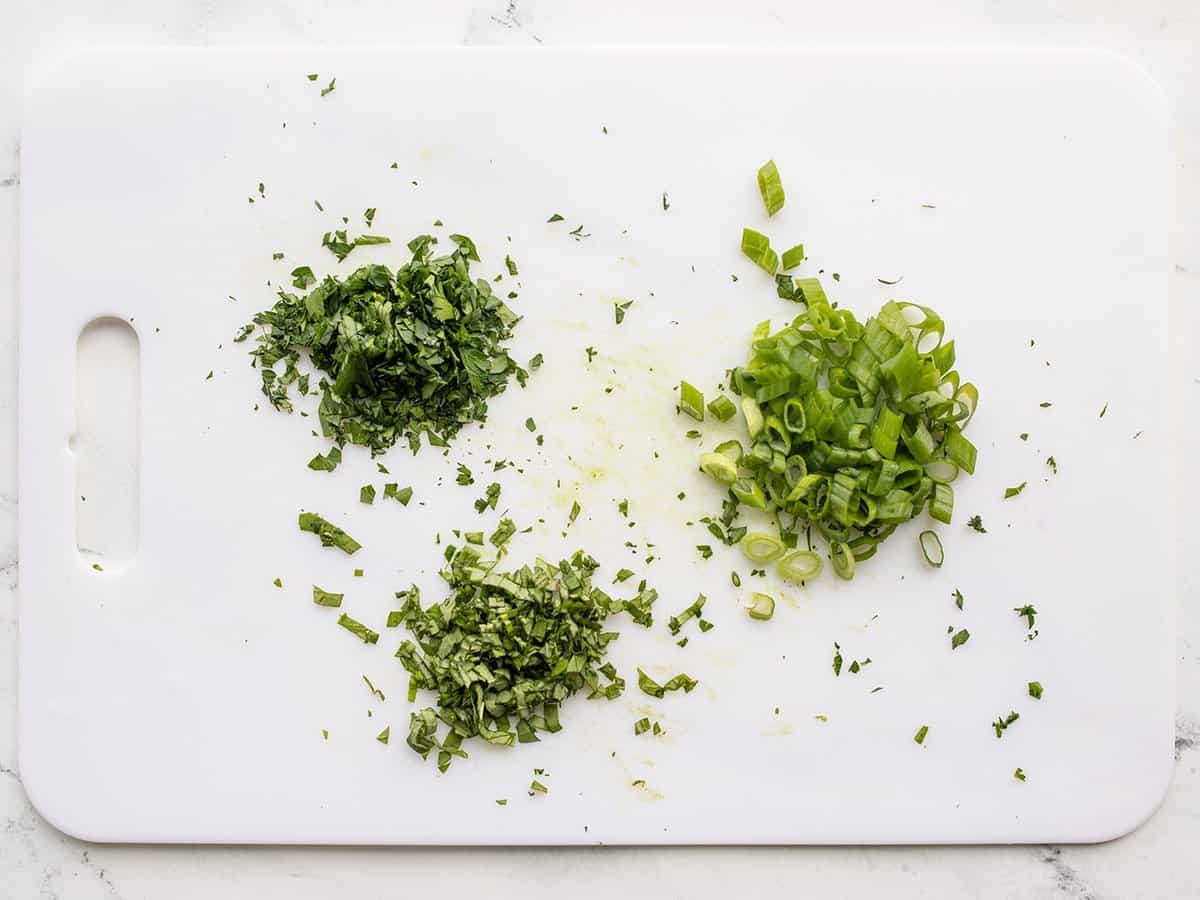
[918,530,944,568]
[925,459,960,484]
[777,550,823,584]
[699,452,738,484]
[830,541,855,580]
[747,592,776,621]
[741,531,784,563]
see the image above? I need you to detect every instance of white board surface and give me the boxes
[19,47,1172,844]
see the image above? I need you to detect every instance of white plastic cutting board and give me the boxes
[19,47,1173,844]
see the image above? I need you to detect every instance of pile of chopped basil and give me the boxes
[392,545,641,772]
[243,234,525,458]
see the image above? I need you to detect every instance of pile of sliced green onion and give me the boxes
[696,282,978,580]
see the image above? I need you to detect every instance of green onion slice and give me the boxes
[740,531,784,563]
[830,542,855,580]
[918,530,944,567]
[747,591,776,621]
[756,160,785,216]
[777,550,823,583]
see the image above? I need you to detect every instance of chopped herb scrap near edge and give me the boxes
[299,511,361,554]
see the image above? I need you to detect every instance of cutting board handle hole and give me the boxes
[75,318,140,569]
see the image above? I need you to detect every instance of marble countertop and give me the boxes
[1,1,1197,897]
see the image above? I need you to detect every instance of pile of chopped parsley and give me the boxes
[392,545,641,772]
[243,234,525,459]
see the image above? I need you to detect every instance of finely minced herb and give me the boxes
[246,234,524,458]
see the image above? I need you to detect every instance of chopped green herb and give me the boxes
[1046,456,1057,474]
[92,563,104,572]
[363,675,385,701]
[914,725,929,745]
[382,483,414,506]
[245,234,522,457]
[1019,432,1029,441]
[613,568,635,584]
[585,347,598,364]
[496,798,507,806]
[307,446,342,472]
[634,717,650,736]
[950,628,970,650]
[614,300,634,324]
[455,464,475,486]
[360,484,376,504]
[1014,604,1037,629]
[617,498,629,517]
[273,577,282,588]
[992,710,1020,738]
[967,515,987,534]
[568,500,582,525]
[529,780,548,795]
[312,585,344,607]
[475,482,502,513]
[337,613,378,644]
[668,594,706,635]
[546,213,564,223]
[525,417,536,432]
[953,589,964,610]
[1039,401,1052,408]
[299,512,361,554]
[375,726,390,744]
[272,252,285,261]
[1028,681,1043,700]
[306,73,319,81]
[636,668,697,698]
[832,643,843,677]
[392,549,627,769]
[529,353,543,369]
[696,544,713,560]
[320,77,336,97]
[354,568,364,577]
[1100,403,1108,418]
[1004,481,1027,499]
[1014,767,1026,781]
[505,255,519,276]
[741,227,778,275]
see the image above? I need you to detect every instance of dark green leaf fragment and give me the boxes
[312,585,343,607]
[1014,604,1037,629]
[360,484,376,504]
[614,300,634,324]
[953,589,964,610]
[337,613,378,643]
[634,717,650,735]
[1028,681,1043,699]
[384,483,414,506]
[967,515,987,534]
[914,725,929,745]
[1004,481,1027,499]
[832,642,843,677]
[320,77,336,96]
[992,710,1020,738]
[299,512,361,554]
[950,628,970,650]
[668,594,706,635]
[307,446,342,471]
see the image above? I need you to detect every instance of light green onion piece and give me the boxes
[740,531,784,563]
[831,542,855,580]
[918,530,944,568]
[679,381,705,421]
[757,160,785,216]
[777,550,823,583]
[741,396,765,439]
[731,477,767,509]
[741,228,778,274]
[747,592,776,621]
[707,395,737,421]
[925,459,959,484]
[780,244,805,270]
[337,613,379,644]
[930,482,954,524]
[699,452,739,484]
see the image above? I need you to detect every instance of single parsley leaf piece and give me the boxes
[1014,767,1026,781]
[914,725,929,745]
[1047,456,1057,474]
[307,446,342,472]
[320,77,336,96]
[967,515,987,534]
[832,642,843,677]
[950,628,970,650]
[992,711,1020,738]
[1014,604,1037,629]
[614,300,634,324]
[1028,681,1044,700]
[953,589,964,610]
[360,484,376,504]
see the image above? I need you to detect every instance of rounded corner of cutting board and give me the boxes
[14,751,111,845]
